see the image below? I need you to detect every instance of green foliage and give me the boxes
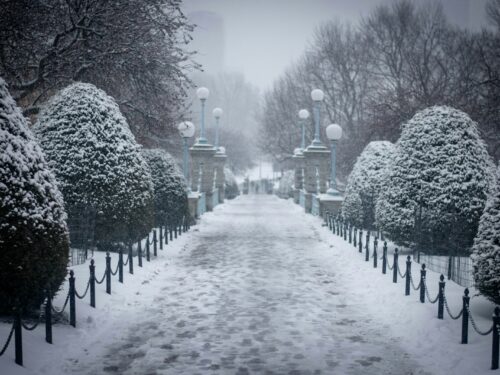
[141,149,188,226]
[34,83,154,248]
[472,166,500,304]
[0,78,69,313]
[376,106,495,255]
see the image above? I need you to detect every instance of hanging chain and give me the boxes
[424,279,439,304]
[110,261,120,276]
[397,263,407,279]
[0,322,15,356]
[466,304,494,336]
[94,269,106,284]
[75,279,91,299]
[443,295,463,320]
[51,291,71,316]
[410,274,421,291]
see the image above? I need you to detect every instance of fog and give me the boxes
[184,0,488,92]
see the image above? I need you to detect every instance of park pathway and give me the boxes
[69,195,428,375]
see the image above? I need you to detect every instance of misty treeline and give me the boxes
[260,0,500,178]
[189,72,260,173]
[0,0,198,149]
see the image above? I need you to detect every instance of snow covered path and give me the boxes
[66,195,427,375]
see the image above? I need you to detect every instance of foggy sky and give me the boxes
[184,0,489,92]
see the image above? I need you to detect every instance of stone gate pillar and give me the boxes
[190,143,217,211]
[292,151,305,204]
[213,149,227,203]
[303,144,330,213]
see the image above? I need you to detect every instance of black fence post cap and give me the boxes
[69,270,74,277]
[407,255,411,261]
[464,288,469,297]
[440,274,445,282]
[90,259,95,266]
[422,264,426,270]
[395,248,399,254]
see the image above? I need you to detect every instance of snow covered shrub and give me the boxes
[278,170,294,198]
[0,78,69,313]
[342,141,394,229]
[34,83,154,249]
[376,106,495,255]
[141,149,187,225]
[224,167,239,200]
[471,166,500,304]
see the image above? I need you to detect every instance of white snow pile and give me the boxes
[376,106,495,251]
[342,141,394,228]
[33,82,154,243]
[472,165,500,305]
[0,77,67,240]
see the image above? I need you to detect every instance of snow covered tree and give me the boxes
[278,170,295,199]
[34,83,154,249]
[0,78,69,313]
[140,149,187,226]
[342,141,395,228]
[376,106,495,255]
[472,166,500,304]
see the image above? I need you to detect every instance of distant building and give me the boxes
[187,10,226,74]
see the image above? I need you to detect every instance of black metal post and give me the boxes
[105,252,111,294]
[128,243,134,275]
[448,256,452,280]
[358,230,363,253]
[373,238,378,268]
[153,230,158,256]
[438,274,445,319]
[328,213,332,231]
[420,264,426,303]
[146,235,151,261]
[45,289,52,343]
[393,249,399,283]
[382,242,387,274]
[353,228,357,247]
[138,240,143,267]
[348,224,352,244]
[69,270,76,327]
[159,226,163,250]
[90,259,96,307]
[169,224,173,241]
[178,222,182,236]
[461,288,470,344]
[14,310,22,366]
[165,224,169,245]
[365,231,370,261]
[492,307,500,370]
[344,223,347,241]
[405,256,411,295]
[118,249,123,283]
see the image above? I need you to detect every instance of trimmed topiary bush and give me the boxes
[34,83,154,249]
[342,141,395,229]
[0,78,69,314]
[376,106,495,255]
[141,148,187,226]
[472,166,500,304]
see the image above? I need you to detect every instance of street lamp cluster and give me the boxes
[296,89,342,197]
[177,87,227,217]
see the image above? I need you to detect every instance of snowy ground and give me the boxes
[0,195,497,374]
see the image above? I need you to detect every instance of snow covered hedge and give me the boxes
[224,167,239,200]
[472,166,500,304]
[342,141,394,228]
[0,78,69,313]
[376,106,495,255]
[141,149,187,225]
[34,83,154,249]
